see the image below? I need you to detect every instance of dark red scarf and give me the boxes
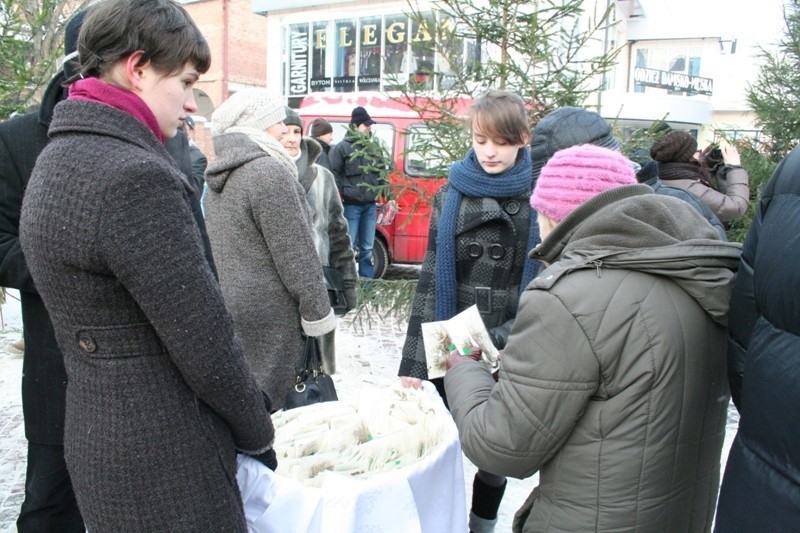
[69,77,165,143]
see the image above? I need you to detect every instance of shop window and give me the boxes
[409,13,437,91]
[310,21,330,92]
[334,19,357,92]
[359,16,382,91]
[632,45,704,96]
[283,11,481,96]
[384,14,410,89]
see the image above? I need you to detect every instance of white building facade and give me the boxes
[253,0,783,144]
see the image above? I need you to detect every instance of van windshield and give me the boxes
[328,122,394,158]
[404,123,454,178]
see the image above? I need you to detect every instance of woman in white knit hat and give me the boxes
[204,88,337,411]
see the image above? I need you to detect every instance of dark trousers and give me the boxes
[17,442,84,533]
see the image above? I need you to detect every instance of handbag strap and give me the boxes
[300,335,324,376]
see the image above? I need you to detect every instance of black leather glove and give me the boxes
[488,319,514,350]
[250,447,278,471]
[343,278,358,313]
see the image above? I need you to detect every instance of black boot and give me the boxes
[469,474,507,533]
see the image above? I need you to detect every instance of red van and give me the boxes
[298,91,472,278]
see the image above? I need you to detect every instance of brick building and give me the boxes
[181,0,270,155]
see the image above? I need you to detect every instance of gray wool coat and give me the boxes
[445,187,742,532]
[19,100,275,532]
[204,133,335,410]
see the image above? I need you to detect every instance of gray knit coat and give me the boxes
[19,100,275,532]
[204,133,335,410]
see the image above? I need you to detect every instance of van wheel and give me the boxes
[372,237,390,279]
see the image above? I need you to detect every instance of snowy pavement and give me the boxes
[0,270,739,531]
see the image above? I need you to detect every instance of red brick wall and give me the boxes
[183,0,268,160]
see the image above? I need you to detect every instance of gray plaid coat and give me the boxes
[399,184,536,379]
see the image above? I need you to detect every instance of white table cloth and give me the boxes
[236,401,467,532]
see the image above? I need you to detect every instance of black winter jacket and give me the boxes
[714,145,800,531]
[0,73,66,445]
[329,129,387,204]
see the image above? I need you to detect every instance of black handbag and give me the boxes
[283,336,338,411]
[323,266,348,316]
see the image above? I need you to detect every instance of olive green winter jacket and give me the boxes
[445,186,741,532]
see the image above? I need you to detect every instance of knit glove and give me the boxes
[250,447,278,471]
[242,390,278,470]
[344,278,358,313]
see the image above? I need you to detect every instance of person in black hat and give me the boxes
[529,106,622,184]
[329,106,387,278]
[309,117,334,171]
[0,10,87,532]
[183,115,208,196]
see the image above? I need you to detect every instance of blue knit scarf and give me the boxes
[434,147,538,321]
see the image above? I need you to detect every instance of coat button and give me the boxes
[78,336,97,353]
[467,242,483,258]
[504,200,520,215]
[488,244,505,259]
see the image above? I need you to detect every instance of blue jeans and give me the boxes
[343,202,376,278]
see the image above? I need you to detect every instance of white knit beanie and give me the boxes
[211,88,286,136]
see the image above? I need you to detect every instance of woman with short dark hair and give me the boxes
[19,0,275,529]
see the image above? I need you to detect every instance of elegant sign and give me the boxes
[633,66,713,96]
[288,25,309,95]
[314,18,450,50]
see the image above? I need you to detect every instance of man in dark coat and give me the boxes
[714,144,800,531]
[309,117,334,171]
[329,106,388,278]
[184,115,209,196]
[0,10,214,531]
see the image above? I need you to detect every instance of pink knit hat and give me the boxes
[531,144,637,223]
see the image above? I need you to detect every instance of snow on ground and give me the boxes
[0,271,739,531]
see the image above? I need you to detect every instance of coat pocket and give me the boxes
[74,322,165,359]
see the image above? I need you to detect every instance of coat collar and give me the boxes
[38,72,68,128]
[531,185,652,264]
[529,187,742,326]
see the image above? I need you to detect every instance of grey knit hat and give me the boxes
[284,107,304,133]
[211,89,286,136]
[530,107,621,182]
